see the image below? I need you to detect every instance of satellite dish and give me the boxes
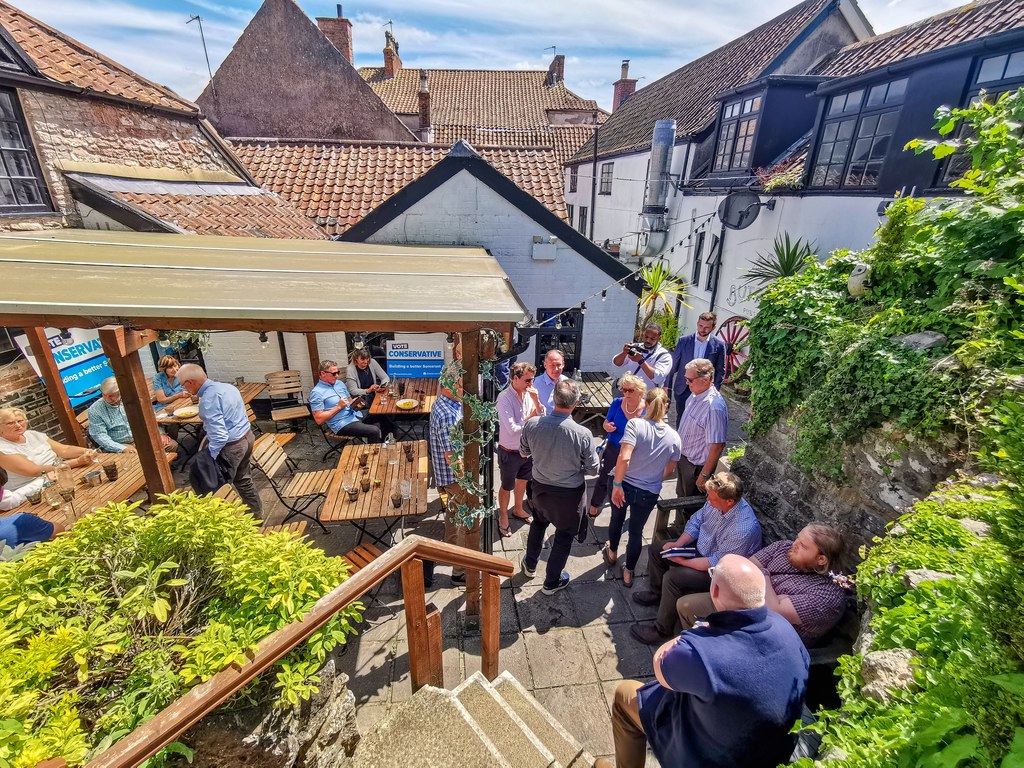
[718,190,763,230]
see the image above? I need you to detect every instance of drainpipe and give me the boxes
[589,124,599,241]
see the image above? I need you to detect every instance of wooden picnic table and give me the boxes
[574,371,616,427]
[156,381,267,426]
[321,440,429,527]
[3,451,176,527]
[369,377,438,417]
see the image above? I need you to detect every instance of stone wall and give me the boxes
[0,358,60,438]
[731,408,965,548]
[17,89,234,224]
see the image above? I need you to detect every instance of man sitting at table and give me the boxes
[310,360,382,443]
[88,378,177,454]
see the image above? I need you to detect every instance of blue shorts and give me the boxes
[0,512,54,547]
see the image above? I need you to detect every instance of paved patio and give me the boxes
[168,393,749,764]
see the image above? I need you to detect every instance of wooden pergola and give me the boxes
[0,229,526,614]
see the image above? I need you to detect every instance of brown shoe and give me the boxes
[594,760,614,768]
[632,589,659,607]
[630,622,673,646]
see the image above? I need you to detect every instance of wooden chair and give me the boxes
[245,403,263,438]
[250,436,333,534]
[265,370,311,433]
[342,541,392,614]
[213,484,309,537]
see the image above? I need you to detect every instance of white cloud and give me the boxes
[9,0,974,108]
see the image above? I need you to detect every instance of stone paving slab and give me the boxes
[464,633,533,689]
[568,579,635,627]
[523,629,599,688]
[584,623,656,681]
[532,682,616,758]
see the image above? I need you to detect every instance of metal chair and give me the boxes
[250,436,333,534]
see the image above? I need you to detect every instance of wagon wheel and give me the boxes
[717,315,750,380]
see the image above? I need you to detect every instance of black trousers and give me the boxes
[524,481,585,589]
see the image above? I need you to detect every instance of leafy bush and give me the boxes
[0,493,360,767]
[748,90,1024,480]
[652,307,680,351]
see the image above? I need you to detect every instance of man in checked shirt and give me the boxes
[631,471,761,645]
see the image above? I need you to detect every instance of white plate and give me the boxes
[173,406,199,419]
[396,398,418,410]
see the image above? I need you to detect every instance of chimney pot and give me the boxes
[612,59,637,112]
[383,30,402,78]
[545,54,565,86]
[417,69,432,140]
[316,10,354,64]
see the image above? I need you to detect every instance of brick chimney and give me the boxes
[316,5,353,64]
[417,70,433,142]
[612,60,637,111]
[545,54,564,86]
[383,30,402,78]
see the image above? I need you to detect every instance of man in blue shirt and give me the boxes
[599,554,808,768]
[178,364,261,516]
[533,349,568,414]
[309,359,382,442]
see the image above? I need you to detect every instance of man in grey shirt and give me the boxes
[520,379,599,595]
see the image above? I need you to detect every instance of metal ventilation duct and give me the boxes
[639,119,675,257]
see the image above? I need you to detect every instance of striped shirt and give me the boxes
[429,394,462,487]
[753,540,849,642]
[677,385,728,464]
[683,497,762,566]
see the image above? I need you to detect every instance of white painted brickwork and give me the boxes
[363,170,636,371]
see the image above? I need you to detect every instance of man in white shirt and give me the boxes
[495,361,545,536]
[612,323,673,391]
[534,349,568,413]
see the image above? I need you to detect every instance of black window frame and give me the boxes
[713,92,762,172]
[0,326,20,365]
[690,230,705,286]
[578,205,588,235]
[566,203,574,224]
[0,87,52,215]
[599,162,613,195]
[938,50,1024,187]
[704,234,720,292]
[809,77,908,190]
[568,165,578,193]
[536,308,583,372]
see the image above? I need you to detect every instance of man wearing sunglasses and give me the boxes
[495,361,544,537]
[310,359,382,443]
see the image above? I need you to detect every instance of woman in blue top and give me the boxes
[605,388,682,587]
[587,373,647,521]
[152,355,192,413]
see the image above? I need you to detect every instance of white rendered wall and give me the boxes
[362,169,638,371]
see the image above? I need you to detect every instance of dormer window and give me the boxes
[0,89,52,214]
[714,93,762,172]
[810,77,907,189]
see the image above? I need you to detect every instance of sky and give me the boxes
[15,0,968,110]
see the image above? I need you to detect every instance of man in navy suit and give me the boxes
[666,312,726,407]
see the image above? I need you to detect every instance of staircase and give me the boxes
[352,671,596,767]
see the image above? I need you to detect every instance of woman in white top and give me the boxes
[604,389,682,587]
[0,407,97,493]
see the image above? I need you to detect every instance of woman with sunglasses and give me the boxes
[587,373,647,521]
[605,388,681,587]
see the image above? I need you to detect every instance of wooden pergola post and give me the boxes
[462,329,482,618]
[98,325,174,500]
[24,327,84,446]
[305,332,320,383]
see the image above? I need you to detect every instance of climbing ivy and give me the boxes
[748,89,1024,481]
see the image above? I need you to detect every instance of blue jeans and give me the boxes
[608,482,659,571]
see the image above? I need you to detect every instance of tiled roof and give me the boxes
[231,139,568,236]
[0,1,196,112]
[115,191,328,239]
[570,0,833,163]
[816,0,1024,79]
[433,124,600,166]
[359,67,600,130]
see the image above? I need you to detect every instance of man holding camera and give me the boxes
[612,323,673,391]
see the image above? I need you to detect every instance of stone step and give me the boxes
[350,685,511,767]
[492,671,587,768]
[453,672,555,768]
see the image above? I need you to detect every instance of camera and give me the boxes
[625,342,648,357]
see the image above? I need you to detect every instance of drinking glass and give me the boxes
[400,479,411,502]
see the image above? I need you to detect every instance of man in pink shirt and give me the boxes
[495,361,545,536]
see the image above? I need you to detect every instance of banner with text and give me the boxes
[14,327,113,408]
[386,334,446,378]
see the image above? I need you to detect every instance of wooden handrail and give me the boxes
[85,535,513,768]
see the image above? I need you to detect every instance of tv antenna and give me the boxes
[544,45,557,56]
[187,15,215,94]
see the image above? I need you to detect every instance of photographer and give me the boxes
[612,323,673,391]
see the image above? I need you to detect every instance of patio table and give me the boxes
[3,451,176,528]
[321,439,429,546]
[573,371,616,429]
[370,377,439,439]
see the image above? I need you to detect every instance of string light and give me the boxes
[258,331,270,349]
[580,302,587,315]
[601,289,607,301]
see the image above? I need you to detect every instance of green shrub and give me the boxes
[0,493,360,767]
